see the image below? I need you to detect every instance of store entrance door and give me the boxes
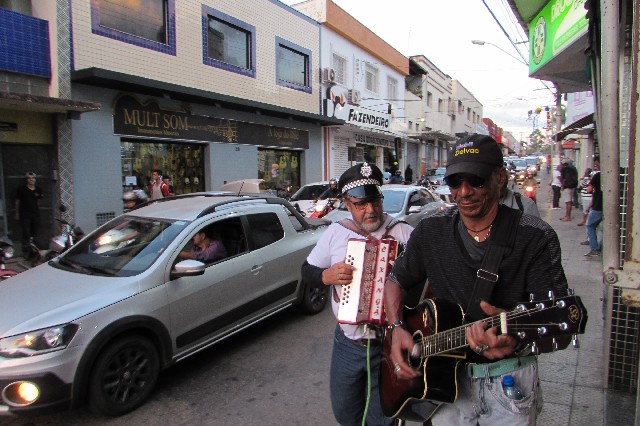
[0,144,54,252]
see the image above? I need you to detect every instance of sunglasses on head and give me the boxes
[445,173,486,189]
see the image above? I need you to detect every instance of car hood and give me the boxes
[0,263,140,337]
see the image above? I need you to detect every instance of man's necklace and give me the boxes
[465,223,493,242]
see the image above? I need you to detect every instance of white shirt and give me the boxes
[307,214,414,339]
[552,169,563,187]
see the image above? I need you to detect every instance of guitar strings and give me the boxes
[418,305,570,356]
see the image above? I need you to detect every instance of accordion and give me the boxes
[337,238,398,325]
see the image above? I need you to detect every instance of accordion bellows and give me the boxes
[337,238,398,325]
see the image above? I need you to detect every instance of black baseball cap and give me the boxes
[444,134,503,180]
[338,162,383,198]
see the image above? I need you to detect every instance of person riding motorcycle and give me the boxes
[123,189,149,212]
[521,172,538,203]
[319,178,341,200]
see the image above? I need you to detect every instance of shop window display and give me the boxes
[121,141,204,197]
[258,149,301,199]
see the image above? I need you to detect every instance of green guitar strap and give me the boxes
[463,206,522,323]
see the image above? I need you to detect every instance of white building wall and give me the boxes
[409,56,454,136]
[71,0,320,114]
[320,26,405,117]
[452,80,483,136]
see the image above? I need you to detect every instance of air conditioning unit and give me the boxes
[347,89,361,104]
[322,67,336,83]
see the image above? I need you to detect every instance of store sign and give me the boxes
[323,89,391,132]
[113,95,309,149]
[529,0,588,73]
[354,133,394,148]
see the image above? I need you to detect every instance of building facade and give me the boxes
[68,0,336,233]
[0,1,99,249]
[292,0,412,180]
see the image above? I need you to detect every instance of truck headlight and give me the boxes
[0,324,78,358]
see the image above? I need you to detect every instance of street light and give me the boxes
[471,40,529,67]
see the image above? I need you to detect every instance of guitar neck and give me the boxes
[420,315,503,357]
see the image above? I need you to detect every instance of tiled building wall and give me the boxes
[70,0,320,114]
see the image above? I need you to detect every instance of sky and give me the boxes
[281,0,557,140]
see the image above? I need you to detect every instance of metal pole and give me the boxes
[600,0,621,275]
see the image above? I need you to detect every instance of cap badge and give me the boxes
[360,163,373,177]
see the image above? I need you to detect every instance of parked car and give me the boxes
[288,181,330,216]
[433,185,456,207]
[426,167,447,187]
[0,194,328,416]
[325,184,446,227]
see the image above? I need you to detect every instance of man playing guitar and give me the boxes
[383,134,574,425]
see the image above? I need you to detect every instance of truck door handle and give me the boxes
[251,265,263,275]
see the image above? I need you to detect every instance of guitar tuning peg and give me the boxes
[568,288,575,295]
[572,334,580,349]
[531,341,539,355]
[529,293,535,302]
[548,290,555,301]
[552,337,558,351]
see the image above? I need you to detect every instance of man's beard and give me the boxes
[358,214,383,233]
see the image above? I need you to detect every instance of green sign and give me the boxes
[529,0,588,73]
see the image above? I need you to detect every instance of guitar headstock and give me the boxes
[502,294,588,345]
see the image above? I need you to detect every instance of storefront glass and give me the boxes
[257,149,300,198]
[121,140,205,196]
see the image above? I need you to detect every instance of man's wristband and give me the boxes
[387,320,405,332]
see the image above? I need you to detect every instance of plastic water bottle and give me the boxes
[502,375,524,400]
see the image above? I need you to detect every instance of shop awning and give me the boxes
[553,113,594,141]
[0,91,100,114]
[562,139,578,149]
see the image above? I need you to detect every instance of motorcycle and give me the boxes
[25,206,85,266]
[309,198,339,219]
[49,206,85,255]
[0,238,19,280]
[523,185,537,203]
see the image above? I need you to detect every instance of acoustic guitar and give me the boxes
[380,294,587,420]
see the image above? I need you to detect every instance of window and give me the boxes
[458,100,464,114]
[387,77,398,100]
[91,0,176,55]
[467,107,471,120]
[365,63,378,93]
[332,53,346,85]
[202,6,255,77]
[247,213,284,249]
[438,99,443,112]
[427,91,433,107]
[276,37,311,93]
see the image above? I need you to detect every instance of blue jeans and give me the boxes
[330,325,393,426]
[431,361,541,426]
[586,209,603,252]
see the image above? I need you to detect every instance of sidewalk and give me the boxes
[534,173,608,426]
